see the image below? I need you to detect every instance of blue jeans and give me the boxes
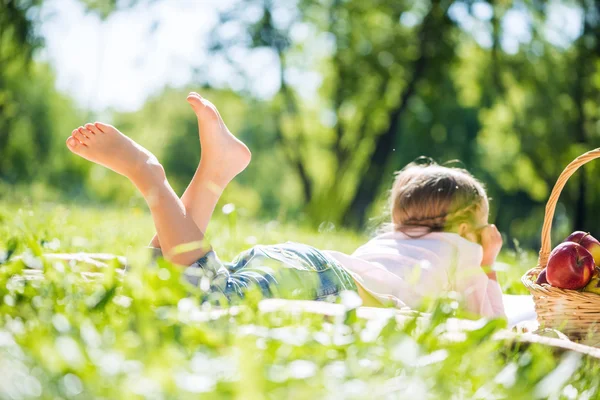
[179,242,357,302]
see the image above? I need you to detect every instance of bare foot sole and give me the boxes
[187,92,251,185]
[66,122,164,193]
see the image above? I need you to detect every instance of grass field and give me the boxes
[0,199,598,399]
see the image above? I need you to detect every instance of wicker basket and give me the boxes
[522,148,600,345]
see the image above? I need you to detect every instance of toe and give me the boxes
[85,123,102,135]
[66,136,80,152]
[70,129,82,142]
[187,93,204,111]
[94,122,114,133]
[73,128,89,144]
[79,127,94,139]
[76,126,89,137]
[187,94,219,121]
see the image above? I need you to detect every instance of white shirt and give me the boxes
[326,230,505,318]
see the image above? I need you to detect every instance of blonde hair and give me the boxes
[391,159,488,234]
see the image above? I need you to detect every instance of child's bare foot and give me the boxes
[66,123,164,194]
[187,92,251,186]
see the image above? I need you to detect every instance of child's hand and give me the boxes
[481,224,502,278]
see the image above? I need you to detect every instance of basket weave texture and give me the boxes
[522,149,600,344]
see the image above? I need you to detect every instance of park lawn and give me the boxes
[0,199,596,399]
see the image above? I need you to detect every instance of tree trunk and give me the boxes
[275,50,314,203]
[343,2,441,227]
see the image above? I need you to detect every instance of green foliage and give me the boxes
[0,63,87,186]
[204,0,600,247]
[3,0,600,250]
[0,0,43,64]
[0,199,599,398]
[0,0,88,191]
[6,0,600,395]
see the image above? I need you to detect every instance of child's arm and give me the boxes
[480,224,503,280]
[451,225,505,318]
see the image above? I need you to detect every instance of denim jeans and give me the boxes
[180,242,357,302]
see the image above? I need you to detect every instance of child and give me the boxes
[326,162,505,317]
[66,92,504,317]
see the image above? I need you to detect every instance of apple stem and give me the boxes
[583,232,591,241]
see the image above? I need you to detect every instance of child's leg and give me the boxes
[149,92,251,246]
[66,122,207,266]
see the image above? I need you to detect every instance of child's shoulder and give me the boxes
[365,229,467,243]
[356,230,481,257]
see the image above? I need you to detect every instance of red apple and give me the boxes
[536,269,548,285]
[547,242,595,289]
[564,231,600,266]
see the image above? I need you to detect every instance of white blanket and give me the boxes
[503,294,537,327]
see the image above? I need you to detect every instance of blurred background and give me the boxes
[1,0,599,249]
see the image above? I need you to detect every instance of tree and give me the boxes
[0,0,122,184]
[0,0,44,177]
[208,0,462,225]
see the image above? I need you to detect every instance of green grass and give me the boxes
[0,199,598,399]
